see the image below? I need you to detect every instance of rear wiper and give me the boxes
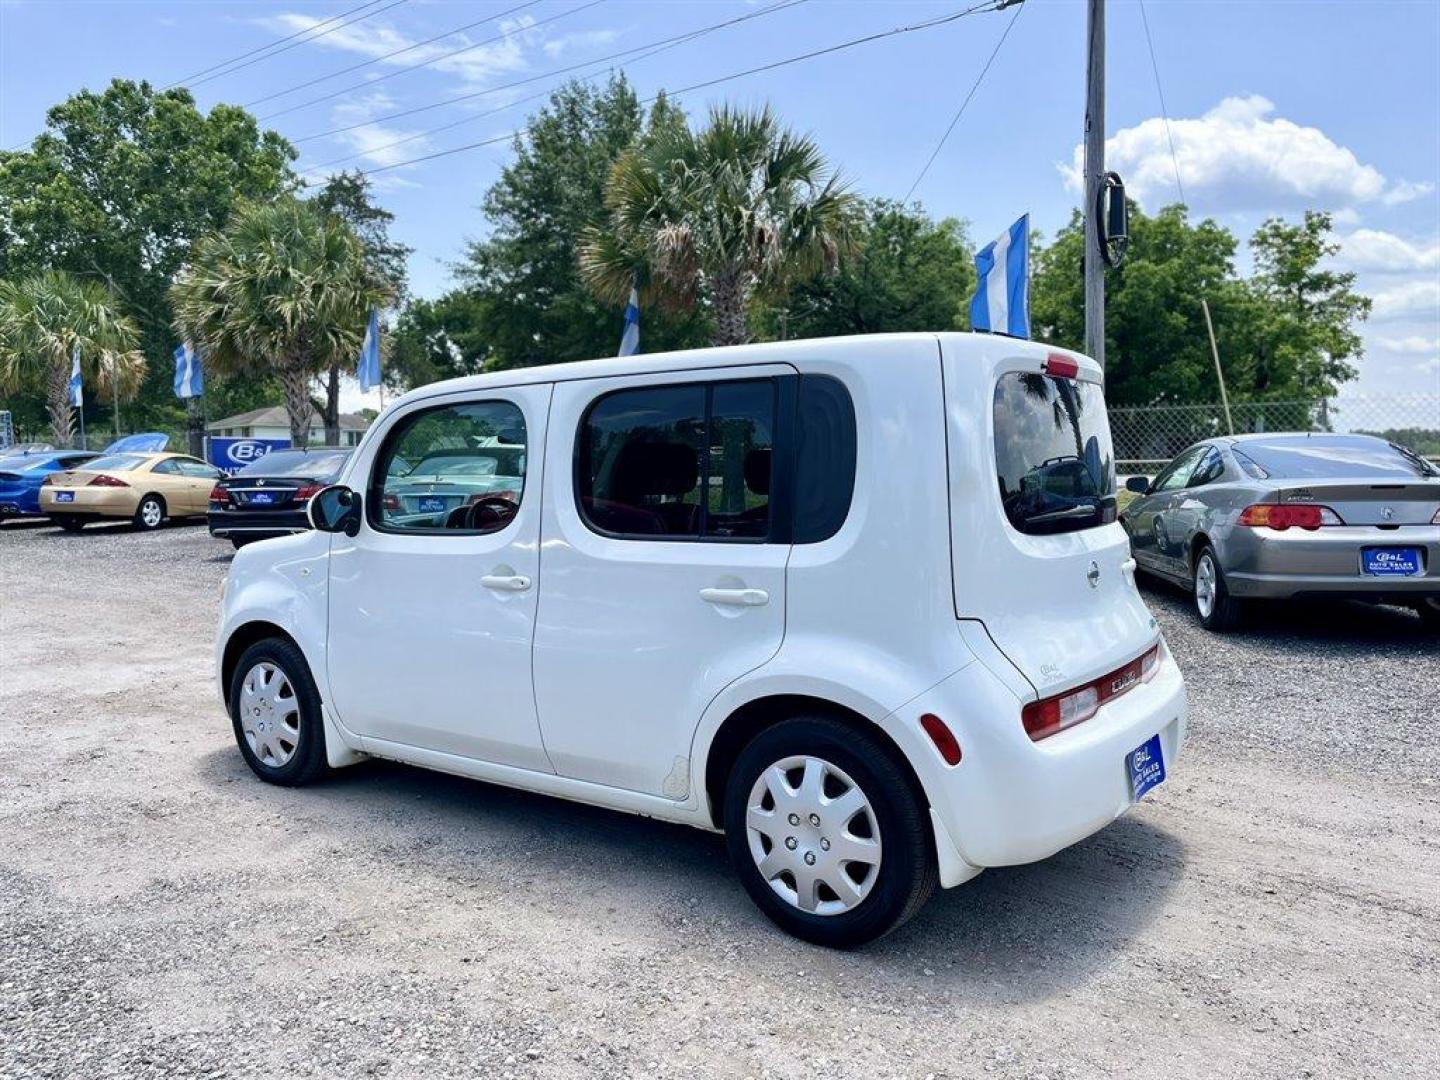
[1025,505,1099,524]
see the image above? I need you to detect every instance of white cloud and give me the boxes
[543,28,619,58]
[322,93,431,171]
[261,12,535,86]
[1063,95,1432,212]
[1370,279,1440,322]
[1336,229,1440,274]
[1377,335,1440,355]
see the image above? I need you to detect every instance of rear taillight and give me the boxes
[88,474,129,488]
[1432,508,1440,525]
[1238,503,1344,530]
[209,485,230,505]
[382,493,401,511]
[293,483,323,502]
[1022,645,1161,741]
[39,475,53,486]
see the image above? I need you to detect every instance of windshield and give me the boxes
[993,373,1117,535]
[81,454,147,473]
[235,450,350,479]
[1235,436,1439,480]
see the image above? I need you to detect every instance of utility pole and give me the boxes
[1083,0,1105,367]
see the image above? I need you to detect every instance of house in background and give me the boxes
[207,406,371,447]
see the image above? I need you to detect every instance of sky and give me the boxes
[1,0,1438,416]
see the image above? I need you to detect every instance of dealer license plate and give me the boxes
[1362,547,1422,576]
[1126,734,1166,801]
[55,491,74,502]
[418,496,446,513]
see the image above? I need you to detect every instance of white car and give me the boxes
[217,333,1186,947]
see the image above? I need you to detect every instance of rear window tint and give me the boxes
[81,454,146,472]
[793,375,856,543]
[235,450,351,479]
[1237,436,1438,480]
[993,373,1117,535]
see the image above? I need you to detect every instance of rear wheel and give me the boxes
[52,514,86,532]
[723,717,936,948]
[1416,597,1440,632]
[1193,544,1243,632]
[133,494,166,531]
[228,638,329,786]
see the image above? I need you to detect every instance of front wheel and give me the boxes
[1193,545,1243,632]
[723,717,936,948]
[133,495,165,531]
[228,638,329,786]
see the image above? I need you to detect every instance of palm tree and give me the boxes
[580,105,861,347]
[170,197,392,448]
[0,271,146,447]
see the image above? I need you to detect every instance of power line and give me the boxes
[175,0,410,93]
[1137,0,1185,205]
[243,1,544,110]
[259,0,608,123]
[902,0,1025,203]
[355,0,1013,177]
[159,0,387,90]
[304,0,809,170]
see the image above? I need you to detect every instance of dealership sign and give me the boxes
[207,437,291,475]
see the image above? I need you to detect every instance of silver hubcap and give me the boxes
[141,501,162,527]
[1195,554,1217,618]
[745,755,882,916]
[239,662,301,767]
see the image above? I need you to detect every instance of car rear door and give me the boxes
[532,365,792,798]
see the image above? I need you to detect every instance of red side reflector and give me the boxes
[919,713,962,766]
[1044,354,1080,379]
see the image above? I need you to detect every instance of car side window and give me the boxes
[1188,448,1225,488]
[178,460,220,478]
[151,458,182,475]
[578,379,775,541]
[370,400,527,534]
[1153,447,1204,492]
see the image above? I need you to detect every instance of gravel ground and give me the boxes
[1,519,1437,1080]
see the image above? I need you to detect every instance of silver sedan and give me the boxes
[1120,433,1440,631]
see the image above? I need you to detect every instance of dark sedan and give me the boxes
[1120,433,1440,631]
[208,447,353,548]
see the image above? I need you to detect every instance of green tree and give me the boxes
[388,292,490,388]
[444,77,705,372]
[169,198,392,447]
[0,271,146,447]
[581,104,862,346]
[0,79,295,431]
[757,199,974,339]
[309,170,411,442]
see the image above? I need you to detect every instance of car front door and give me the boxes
[533,367,792,799]
[1170,446,1226,572]
[1127,446,1205,578]
[146,457,195,513]
[324,386,553,771]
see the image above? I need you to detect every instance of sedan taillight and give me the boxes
[1022,645,1161,741]
[293,483,323,502]
[209,485,230,505]
[88,474,130,488]
[1237,503,1344,530]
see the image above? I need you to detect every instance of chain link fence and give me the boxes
[1110,393,1440,470]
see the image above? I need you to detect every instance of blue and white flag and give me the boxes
[357,307,381,393]
[173,341,203,399]
[68,344,83,407]
[618,286,640,357]
[970,214,1030,339]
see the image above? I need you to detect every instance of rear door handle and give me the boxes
[481,574,532,592]
[699,587,769,607]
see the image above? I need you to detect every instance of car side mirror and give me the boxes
[1125,475,1151,495]
[308,485,362,536]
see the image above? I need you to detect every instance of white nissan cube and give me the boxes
[217,333,1186,946]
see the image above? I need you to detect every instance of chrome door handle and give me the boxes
[481,574,532,592]
[699,587,769,607]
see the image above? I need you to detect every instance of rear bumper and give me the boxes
[899,642,1187,873]
[207,509,310,538]
[39,487,139,517]
[1223,525,1440,600]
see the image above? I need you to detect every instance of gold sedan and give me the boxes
[41,451,224,532]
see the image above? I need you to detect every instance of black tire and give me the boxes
[228,637,329,786]
[230,536,252,550]
[1193,544,1244,632]
[723,716,937,948]
[52,514,87,532]
[1416,597,1440,632]
[133,494,166,531]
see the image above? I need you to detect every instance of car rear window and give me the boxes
[81,454,146,472]
[235,450,351,479]
[993,373,1117,535]
[1235,436,1438,480]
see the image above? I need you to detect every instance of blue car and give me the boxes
[0,449,102,519]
